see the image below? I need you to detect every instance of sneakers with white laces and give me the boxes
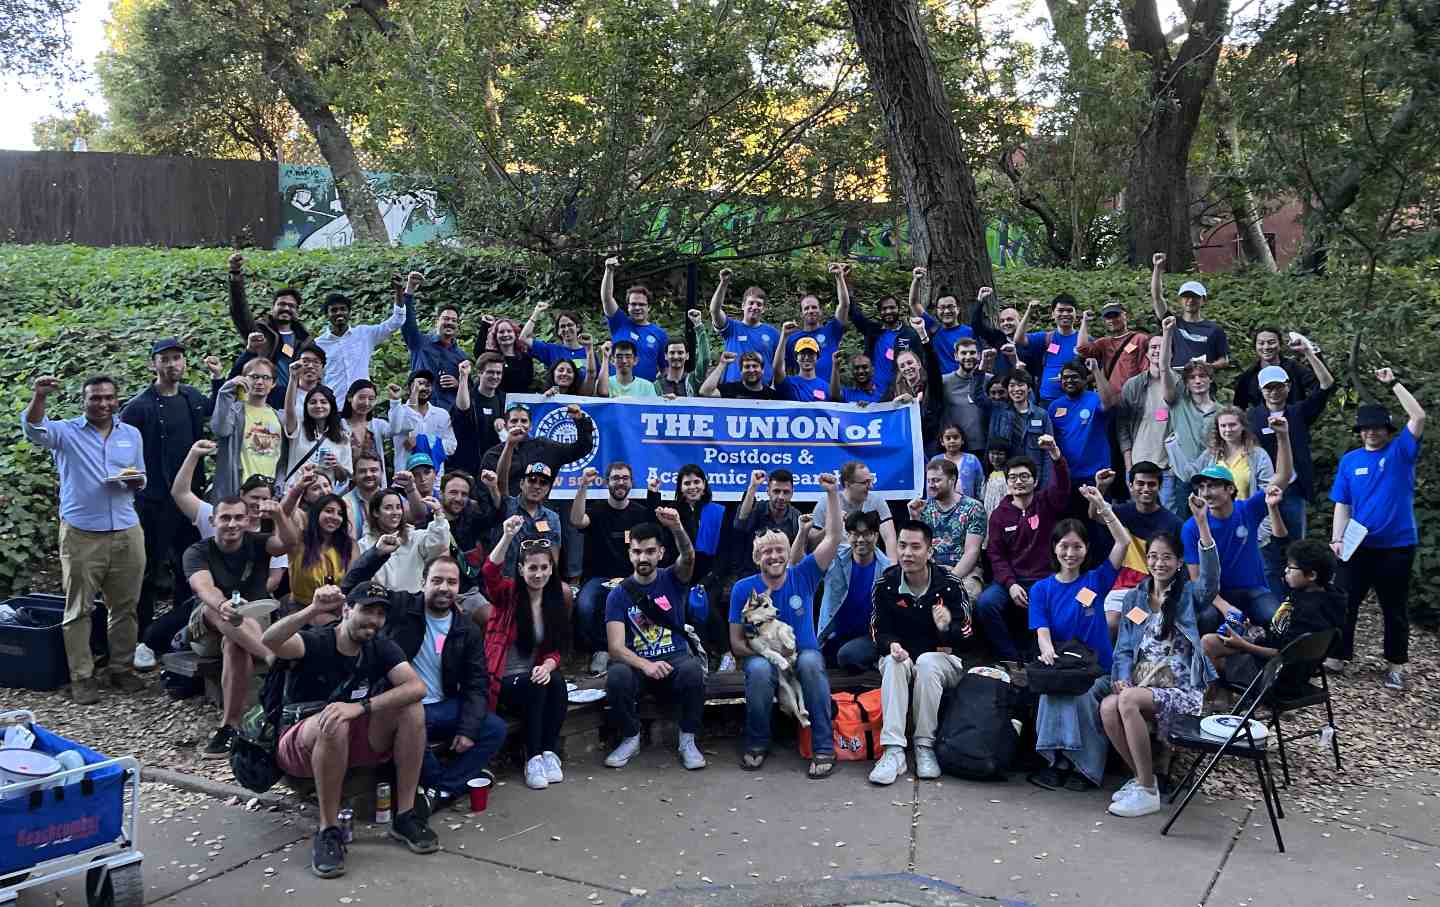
[1112,777,1140,802]
[868,747,907,785]
[914,745,941,779]
[541,751,564,784]
[605,734,641,768]
[524,754,550,790]
[1108,784,1161,817]
[133,643,157,671]
[678,733,707,770]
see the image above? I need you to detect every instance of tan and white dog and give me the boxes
[741,590,810,727]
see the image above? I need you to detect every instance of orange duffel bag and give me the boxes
[799,689,884,761]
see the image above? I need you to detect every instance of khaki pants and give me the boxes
[879,651,965,749]
[58,522,146,682]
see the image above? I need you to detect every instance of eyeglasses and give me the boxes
[520,538,554,552]
[249,374,275,383]
[523,475,552,485]
[1006,474,1034,484]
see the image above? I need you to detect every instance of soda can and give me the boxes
[375,782,393,824]
[337,808,354,844]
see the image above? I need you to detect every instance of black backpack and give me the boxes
[934,668,1020,780]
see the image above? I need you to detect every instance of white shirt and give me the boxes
[386,401,457,477]
[315,304,406,400]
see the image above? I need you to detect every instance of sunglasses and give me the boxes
[520,538,554,552]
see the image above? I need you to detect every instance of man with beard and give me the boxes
[710,270,781,386]
[480,402,595,496]
[434,469,500,592]
[733,469,802,571]
[867,520,977,786]
[828,352,884,405]
[401,272,471,411]
[1076,302,1150,398]
[386,370,456,480]
[452,355,506,476]
[264,583,439,878]
[314,282,406,401]
[843,277,923,396]
[908,458,986,600]
[601,257,669,380]
[341,547,506,811]
[911,270,975,375]
[1090,462,1182,639]
[700,351,778,400]
[571,462,655,673]
[728,473,842,778]
[341,453,384,540]
[121,338,215,653]
[1149,253,1229,370]
[937,336,990,456]
[227,253,310,405]
[654,320,714,397]
[781,265,848,381]
[1015,293,1087,406]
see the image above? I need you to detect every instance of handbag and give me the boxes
[1025,639,1103,695]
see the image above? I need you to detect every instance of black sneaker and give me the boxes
[311,826,347,878]
[388,808,440,854]
[412,789,433,823]
[201,725,237,760]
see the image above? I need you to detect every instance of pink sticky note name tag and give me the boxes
[1027,514,1040,530]
[1046,342,1061,355]
[434,634,446,655]
[1154,408,1169,422]
[654,595,672,612]
[534,520,551,533]
[885,348,895,360]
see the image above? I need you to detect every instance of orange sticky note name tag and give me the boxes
[1054,407,1068,418]
[1076,587,1097,607]
[1126,606,1148,625]
[534,520,551,533]
[1123,341,1137,353]
[281,343,294,358]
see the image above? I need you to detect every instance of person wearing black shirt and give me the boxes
[436,470,499,592]
[451,355,506,477]
[182,497,289,759]
[263,583,439,878]
[479,403,595,496]
[571,462,653,673]
[699,351,778,400]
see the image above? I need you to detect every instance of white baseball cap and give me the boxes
[1178,280,1207,298]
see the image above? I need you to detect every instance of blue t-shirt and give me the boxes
[1028,560,1118,671]
[922,313,975,375]
[720,320,781,384]
[603,567,689,660]
[871,329,901,396]
[1024,330,1080,403]
[1182,491,1268,591]
[729,555,824,651]
[842,385,886,404]
[414,611,453,705]
[784,319,845,381]
[777,375,830,403]
[1048,391,1110,479]
[1330,427,1420,548]
[606,310,668,381]
[835,558,877,640]
[530,339,588,378]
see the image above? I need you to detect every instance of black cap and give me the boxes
[151,337,184,356]
[1101,302,1125,317]
[1353,404,1395,432]
[346,581,391,609]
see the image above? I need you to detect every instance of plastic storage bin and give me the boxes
[0,595,70,691]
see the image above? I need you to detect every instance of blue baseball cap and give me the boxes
[1196,464,1235,486]
[405,451,435,470]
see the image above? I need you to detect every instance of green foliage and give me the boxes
[29,105,112,152]
[0,244,1437,595]
[0,0,76,79]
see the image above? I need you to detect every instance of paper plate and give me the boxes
[1200,714,1269,743]
[566,682,578,693]
[568,688,606,704]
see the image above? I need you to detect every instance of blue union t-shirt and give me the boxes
[1182,491,1268,591]
[1024,330,1080,404]
[1028,560,1118,671]
[777,375,830,403]
[784,319,845,381]
[1330,427,1420,549]
[605,309,668,380]
[1048,391,1110,479]
[729,555,823,652]
[720,320,781,385]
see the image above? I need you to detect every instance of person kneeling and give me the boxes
[263,584,439,879]
[869,520,978,785]
[603,512,707,770]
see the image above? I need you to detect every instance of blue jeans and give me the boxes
[576,578,612,653]
[742,649,833,756]
[421,698,507,797]
[1197,586,1281,636]
[976,581,1036,662]
[1262,491,1307,597]
[823,635,877,671]
[1161,470,1187,522]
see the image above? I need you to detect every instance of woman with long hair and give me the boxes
[1100,493,1218,818]
[521,302,590,381]
[480,317,536,394]
[1168,404,1273,499]
[341,379,390,488]
[275,470,356,607]
[1028,489,1131,791]
[542,353,598,398]
[482,513,571,790]
[357,486,452,593]
[282,381,352,488]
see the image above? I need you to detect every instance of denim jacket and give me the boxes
[817,544,891,645]
[1112,542,1219,688]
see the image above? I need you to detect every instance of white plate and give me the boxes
[568,688,606,704]
[566,682,578,693]
[1200,714,1269,743]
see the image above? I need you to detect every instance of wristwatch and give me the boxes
[361,698,372,717]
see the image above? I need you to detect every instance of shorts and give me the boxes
[276,713,392,778]
[186,598,277,658]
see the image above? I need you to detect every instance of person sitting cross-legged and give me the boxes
[817,510,892,670]
[868,519,978,785]
[263,583,439,879]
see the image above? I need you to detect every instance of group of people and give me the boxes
[21,250,1423,878]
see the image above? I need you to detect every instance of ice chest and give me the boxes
[0,595,72,691]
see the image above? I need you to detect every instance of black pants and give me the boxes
[137,498,199,636]
[497,671,569,758]
[605,653,705,738]
[1337,545,1413,664]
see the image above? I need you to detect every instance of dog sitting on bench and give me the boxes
[741,591,810,727]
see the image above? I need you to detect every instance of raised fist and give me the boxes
[722,351,737,364]
[458,360,472,377]
[203,355,223,378]
[406,271,423,294]
[228,253,244,273]
[1037,434,1056,451]
[32,376,61,396]
[503,514,526,536]
[246,332,267,355]
[604,256,620,271]
[718,268,733,282]
[1161,315,1177,334]
[912,267,927,280]
[977,287,993,301]
[1375,367,1396,385]
[190,439,218,457]
[688,309,703,325]
[480,470,498,488]
[387,383,402,401]
[1152,252,1166,268]
[750,469,767,485]
[781,321,799,333]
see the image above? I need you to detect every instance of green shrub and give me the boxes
[0,244,1434,600]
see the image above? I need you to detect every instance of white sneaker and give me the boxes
[589,651,609,675]
[1108,784,1161,817]
[868,747,907,786]
[524,754,549,790]
[678,733,707,770]
[605,734,641,768]
[1112,777,1140,802]
[914,745,941,779]
[717,653,737,673]
[541,751,564,784]
[133,643,157,671]
[1384,669,1405,691]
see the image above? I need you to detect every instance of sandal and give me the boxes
[740,749,767,771]
[1026,766,1065,790]
[807,754,836,780]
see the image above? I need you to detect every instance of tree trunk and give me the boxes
[261,42,387,245]
[1213,87,1277,272]
[845,0,995,296]
[1121,0,1229,271]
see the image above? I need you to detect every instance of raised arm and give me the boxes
[708,269,732,330]
[495,427,523,496]
[907,267,927,317]
[1380,368,1425,439]
[520,300,548,345]
[772,322,794,381]
[455,360,472,411]
[827,354,844,401]
[571,467,597,529]
[1159,316,1178,401]
[282,362,302,436]
[1149,252,1167,322]
[1267,413,1295,491]
[736,469,764,522]
[830,263,852,326]
[811,474,844,571]
[226,254,260,341]
[699,352,732,397]
[171,440,215,524]
[1012,301,1036,347]
[1298,339,1334,391]
[1076,309,1092,349]
[1089,356,1119,409]
[594,342,611,397]
[789,514,811,566]
[1082,485,1132,569]
[400,272,423,350]
[655,507,695,583]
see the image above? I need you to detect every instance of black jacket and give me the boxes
[120,384,215,503]
[871,563,977,657]
[1232,355,1318,412]
[341,547,491,740]
[479,414,595,496]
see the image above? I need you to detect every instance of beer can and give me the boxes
[375,782,393,824]
[337,808,354,843]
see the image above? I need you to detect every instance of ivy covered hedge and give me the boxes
[0,244,1435,600]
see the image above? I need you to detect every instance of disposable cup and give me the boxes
[467,776,492,812]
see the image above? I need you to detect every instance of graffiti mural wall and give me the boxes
[276,164,456,249]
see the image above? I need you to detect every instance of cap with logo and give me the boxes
[347,581,391,609]
[1100,302,1125,317]
[524,462,555,482]
[793,337,820,354]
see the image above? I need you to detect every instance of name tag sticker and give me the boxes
[812,389,826,400]
[738,335,748,342]
[1004,525,1018,533]
[1126,606,1148,625]
[434,634,446,655]
[281,343,295,358]
[1124,341,1138,354]
[534,520,551,533]
[1031,419,1043,428]
[1054,408,1068,418]
[623,530,631,544]
[1076,587,1097,607]
[1047,343,1061,355]
[1354,467,1369,476]
[1261,427,1274,435]
[885,348,895,360]
[1027,514,1040,530]
[349,685,369,700]
[1154,408,1169,422]
[654,595,672,612]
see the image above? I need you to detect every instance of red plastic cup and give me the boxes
[467,776,492,812]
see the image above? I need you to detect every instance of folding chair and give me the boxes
[1162,655,1287,852]
[1266,629,1342,787]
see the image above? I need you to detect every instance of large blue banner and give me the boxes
[510,395,923,502]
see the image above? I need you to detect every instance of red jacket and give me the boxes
[986,455,1071,588]
[480,558,564,710]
